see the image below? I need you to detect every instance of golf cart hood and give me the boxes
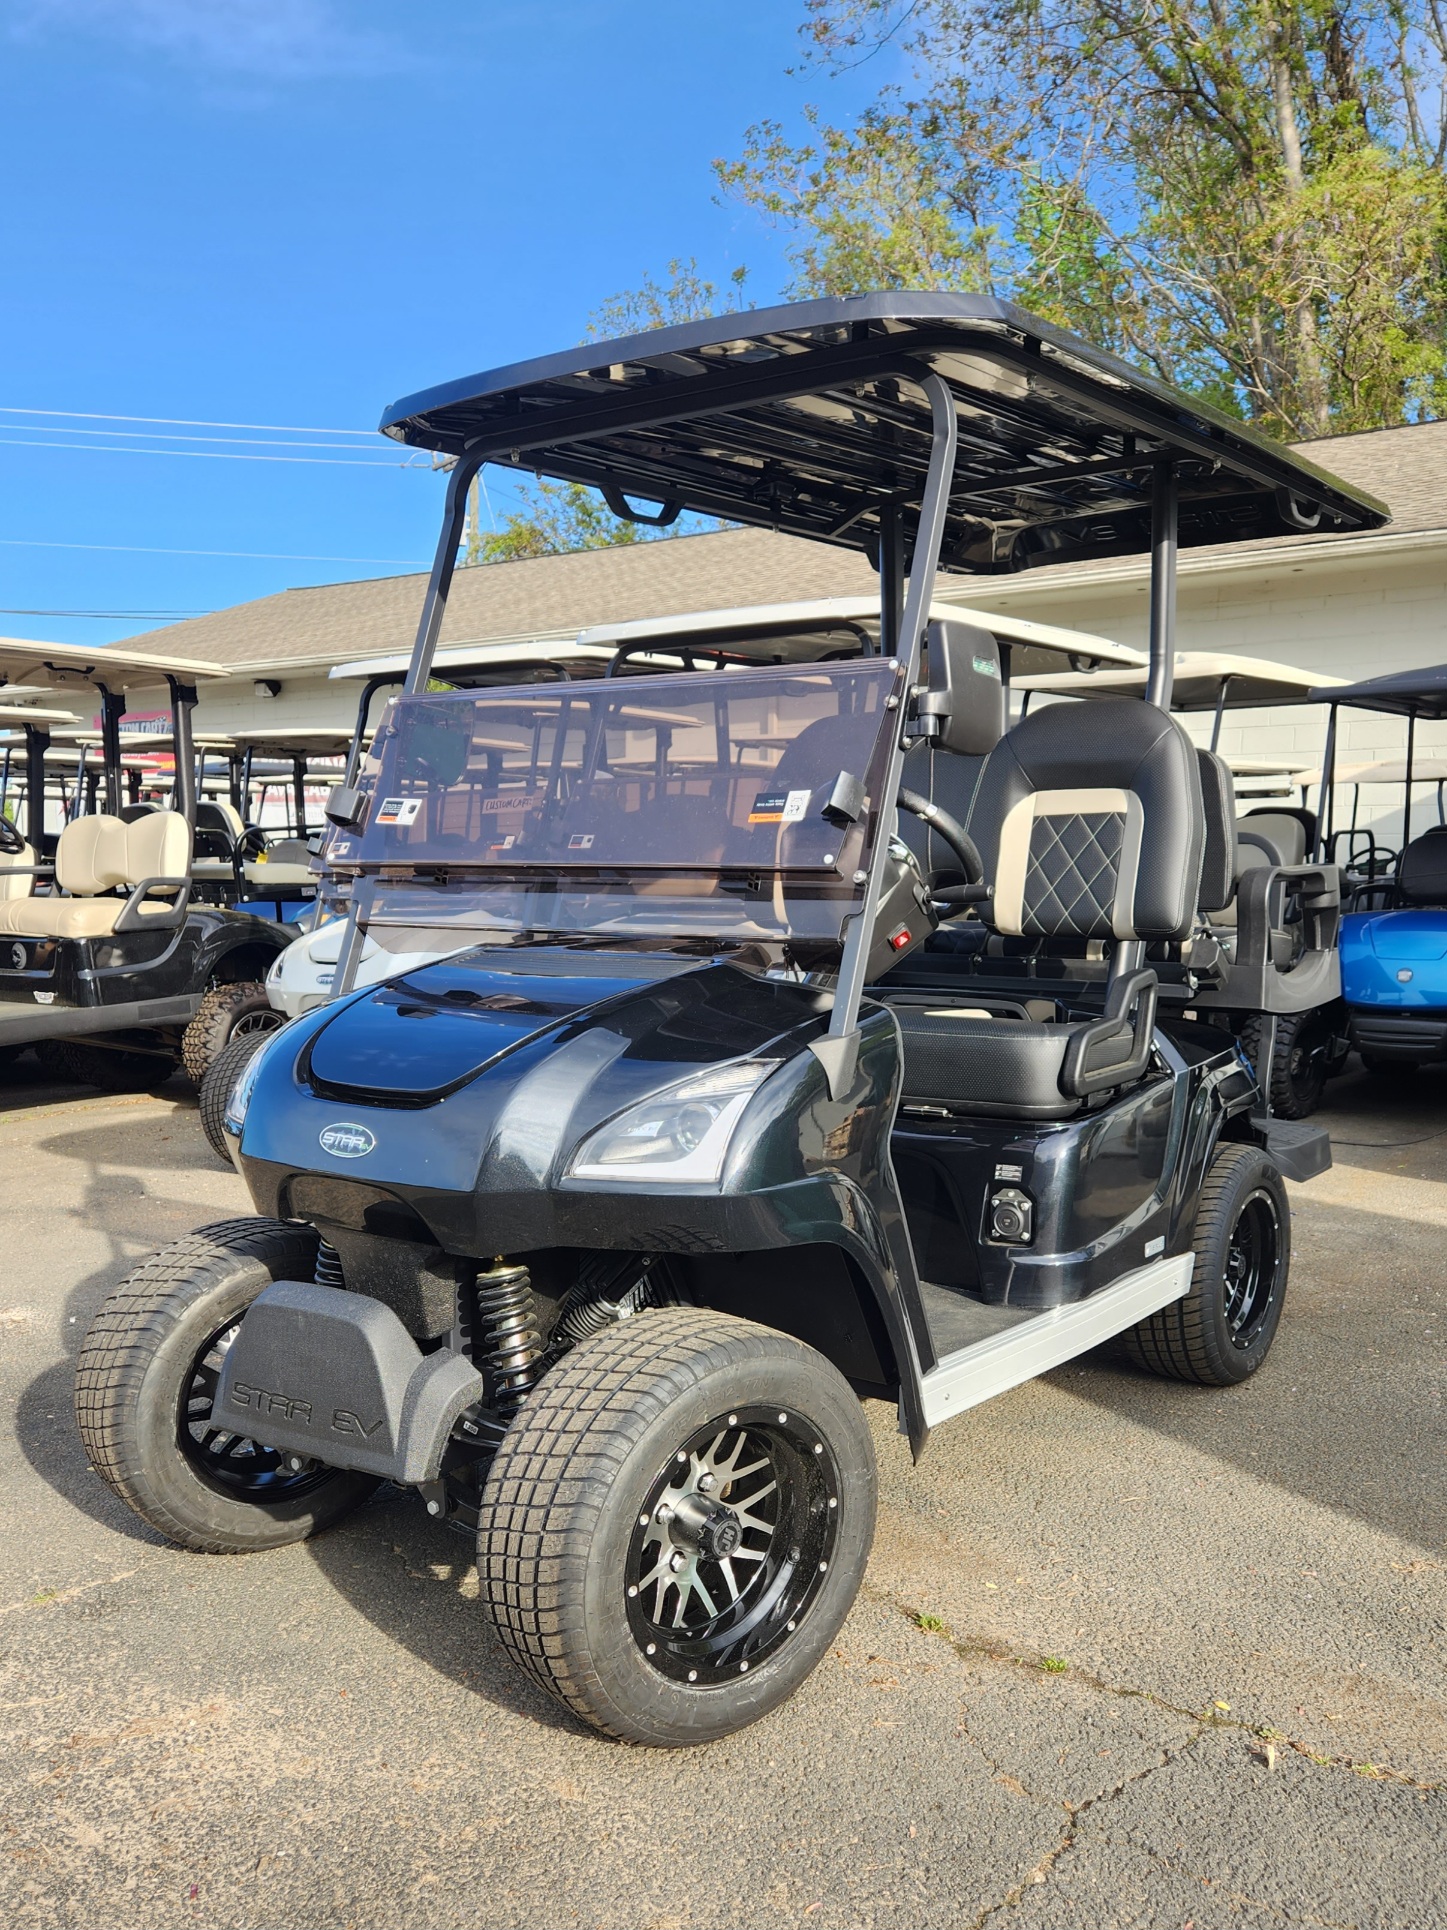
[234,949,862,1254]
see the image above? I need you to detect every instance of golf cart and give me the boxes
[1012,651,1348,1115]
[78,295,1384,1747]
[1308,666,1447,1072]
[0,638,294,1090]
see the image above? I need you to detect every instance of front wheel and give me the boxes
[198,1030,270,1163]
[182,981,281,1086]
[75,1218,378,1551]
[477,1307,877,1746]
[1123,1144,1289,1385]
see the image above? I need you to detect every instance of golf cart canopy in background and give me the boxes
[1016,651,1344,752]
[1308,665,1447,855]
[575,597,1143,679]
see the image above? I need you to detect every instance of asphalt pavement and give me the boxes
[0,1052,1442,1930]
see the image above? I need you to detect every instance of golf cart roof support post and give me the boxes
[1147,463,1178,710]
[1209,674,1235,753]
[1316,703,1338,860]
[166,677,198,829]
[877,504,905,659]
[227,753,243,814]
[822,370,959,1078]
[404,450,482,697]
[24,723,48,850]
[292,754,307,838]
[241,745,254,817]
[346,673,404,788]
[1404,705,1417,848]
[98,686,126,816]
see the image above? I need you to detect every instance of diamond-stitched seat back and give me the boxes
[964,698,1204,942]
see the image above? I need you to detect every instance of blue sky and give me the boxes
[0,1,887,648]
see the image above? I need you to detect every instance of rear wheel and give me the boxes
[198,1030,269,1162]
[75,1217,377,1551]
[53,1040,178,1093]
[1123,1144,1288,1385]
[477,1307,877,1746]
[1238,1011,1330,1118]
[182,981,280,1086]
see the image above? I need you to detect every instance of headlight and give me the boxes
[223,1025,293,1140]
[567,1059,778,1184]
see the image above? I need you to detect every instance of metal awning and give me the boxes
[381,296,1388,575]
[1017,651,1341,709]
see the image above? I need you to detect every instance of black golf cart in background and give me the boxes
[78,296,1386,1746]
[0,638,294,1091]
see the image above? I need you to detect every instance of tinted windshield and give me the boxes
[328,661,902,946]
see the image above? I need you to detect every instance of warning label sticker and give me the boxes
[375,797,422,827]
[747,787,811,826]
[567,833,595,851]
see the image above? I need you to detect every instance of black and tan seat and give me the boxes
[890,699,1205,1119]
[0,811,190,938]
[0,836,37,901]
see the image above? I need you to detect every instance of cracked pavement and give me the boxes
[0,1055,1442,1928]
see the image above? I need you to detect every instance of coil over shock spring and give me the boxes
[314,1238,345,1289]
[474,1259,544,1417]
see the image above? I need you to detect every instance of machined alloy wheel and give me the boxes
[477,1306,877,1746]
[1123,1143,1289,1385]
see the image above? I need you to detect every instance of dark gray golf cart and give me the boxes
[0,638,293,1090]
[78,296,1385,1745]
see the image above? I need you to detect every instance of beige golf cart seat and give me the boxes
[0,811,190,938]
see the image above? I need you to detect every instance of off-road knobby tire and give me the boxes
[198,1031,269,1163]
[476,1306,877,1747]
[181,981,280,1087]
[75,1217,377,1551]
[1237,1011,1329,1119]
[53,1040,179,1093]
[1123,1144,1289,1386]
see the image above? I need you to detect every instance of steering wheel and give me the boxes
[0,816,25,857]
[896,788,983,884]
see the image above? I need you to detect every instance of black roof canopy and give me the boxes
[380,294,1389,576]
[1309,663,1447,719]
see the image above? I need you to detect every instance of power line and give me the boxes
[0,436,425,468]
[0,405,377,434]
[5,424,397,451]
[0,607,213,619]
[0,537,429,564]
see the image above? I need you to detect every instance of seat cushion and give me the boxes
[0,895,176,939]
[894,1005,1080,1120]
[55,815,128,896]
[0,842,36,901]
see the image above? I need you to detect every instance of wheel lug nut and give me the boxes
[670,1551,687,1572]
[656,1503,673,1522]
[697,1472,715,1492]
[687,1670,698,1682]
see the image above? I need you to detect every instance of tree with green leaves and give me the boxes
[467,261,747,565]
[716,0,1447,436]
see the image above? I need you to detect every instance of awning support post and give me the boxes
[166,678,198,830]
[1209,674,1234,753]
[98,686,126,816]
[1146,463,1178,711]
[823,370,958,1075]
[1404,706,1417,848]
[1316,704,1338,861]
[292,755,308,838]
[24,724,49,850]
[405,453,481,696]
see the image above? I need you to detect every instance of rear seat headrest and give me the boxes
[1397,827,1447,906]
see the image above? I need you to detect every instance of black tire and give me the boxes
[75,1217,378,1552]
[1123,1144,1289,1385]
[477,1306,877,1747]
[53,1040,178,1093]
[181,981,281,1087]
[1237,1011,1330,1119]
[198,1031,269,1163]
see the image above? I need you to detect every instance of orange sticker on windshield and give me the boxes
[748,787,811,825]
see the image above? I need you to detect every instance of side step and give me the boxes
[917,1252,1193,1430]
[1252,1114,1331,1182]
